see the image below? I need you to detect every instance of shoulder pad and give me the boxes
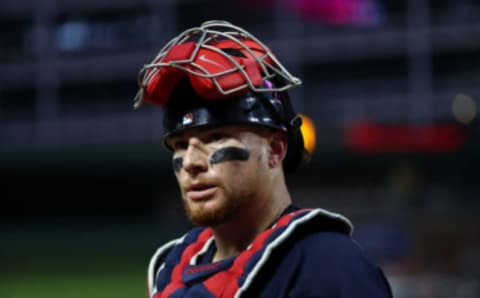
[147,236,184,295]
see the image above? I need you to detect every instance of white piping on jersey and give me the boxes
[190,236,215,265]
[234,208,353,298]
[148,234,186,297]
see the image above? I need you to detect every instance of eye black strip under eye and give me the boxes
[210,147,250,164]
[173,157,183,172]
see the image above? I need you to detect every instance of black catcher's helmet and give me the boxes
[133,20,313,172]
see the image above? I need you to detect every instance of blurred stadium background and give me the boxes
[1,0,479,297]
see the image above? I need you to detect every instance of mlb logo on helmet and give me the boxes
[182,113,193,126]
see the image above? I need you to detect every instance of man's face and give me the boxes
[166,125,272,227]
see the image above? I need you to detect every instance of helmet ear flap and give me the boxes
[283,116,310,173]
[272,90,312,172]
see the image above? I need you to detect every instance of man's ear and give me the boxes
[268,131,288,168]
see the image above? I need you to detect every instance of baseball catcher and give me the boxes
[133,20,392,298]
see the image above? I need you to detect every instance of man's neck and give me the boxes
[210,191,291,262]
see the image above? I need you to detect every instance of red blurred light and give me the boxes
[345,122,467,153]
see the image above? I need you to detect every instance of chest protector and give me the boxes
[147,208,352,298]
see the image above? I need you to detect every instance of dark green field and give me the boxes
[0,226,174,298]
[0,254,147,298]
[0,269,145,298]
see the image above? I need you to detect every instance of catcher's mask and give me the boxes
[133,20,312,172]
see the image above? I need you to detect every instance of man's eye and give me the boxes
[208,133,225,142]
[173,140,188,150]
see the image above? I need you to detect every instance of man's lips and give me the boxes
[185,185,217,201]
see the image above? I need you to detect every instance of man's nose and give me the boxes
[182,138,208,175]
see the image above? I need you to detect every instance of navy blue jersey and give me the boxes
[148,207,392,298]
[245,231,393,297]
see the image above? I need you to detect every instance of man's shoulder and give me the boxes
[293,230,365,262]
[286,207,353,239]
[279,209,385,280]
[287,210,371,267]
[271,230,393,297]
